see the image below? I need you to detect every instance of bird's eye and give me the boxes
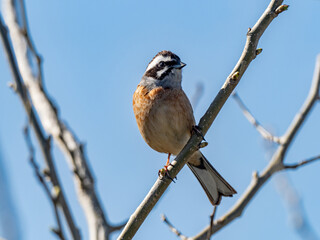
[158,61,165,67]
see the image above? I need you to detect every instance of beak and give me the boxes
[173,62,187,69]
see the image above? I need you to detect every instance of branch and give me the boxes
[191,54,320,240]
[233,53,319,238]
[2,0,125,238]
[232,92,282,144]
[263,135,319,239]
[284,154,320,170]
[161,215,189,240]
[0,15,80,239]
[23,125,65,240]
[117,1,288,239]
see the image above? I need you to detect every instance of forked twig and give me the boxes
[191,54,320,240]
[2,0,126,238]
[0,14,80,239]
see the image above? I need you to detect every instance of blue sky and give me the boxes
[0,0,320,239]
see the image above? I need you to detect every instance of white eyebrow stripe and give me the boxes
[146,55,172,71]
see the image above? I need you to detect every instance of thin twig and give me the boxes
[191,54,320,240]
[284,155,320,170]
[232,92,282,144]
[3,0,126,238]
[23,125,65,240]
[207,206,217,240]
[118,1,288,239]
[161,215,188,240]
[0,14,81,240]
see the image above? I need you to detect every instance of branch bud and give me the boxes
[42,168,51,180]
[231,71,240,81]
[275,5,289,14]
[256,48,263,56]
[199,141,208,149]
[50,227,62,238]
[7,82,17,92]
[247,27,252,35]
[52,185,61,200]
[252,171,259,179]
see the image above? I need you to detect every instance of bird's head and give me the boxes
[141,50,186,90]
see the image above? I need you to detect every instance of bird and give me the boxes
[132,50,236,205]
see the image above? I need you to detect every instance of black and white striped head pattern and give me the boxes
[140,50,186,90]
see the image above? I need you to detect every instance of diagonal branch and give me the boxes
[0,14,80,239]
[232,92,282,144]
[117,1,288,239]
[2,0,126,239]
[191,54,320,240]
[233,65,319,239]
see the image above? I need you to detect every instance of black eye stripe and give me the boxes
[166,60,178,66]
[158,68,172,80]
[144,56,180,80]
[158,60,177,67]
[145,65,172,80]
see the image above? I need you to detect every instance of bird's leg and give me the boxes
[158,153,176,182]
[164,153,171,171]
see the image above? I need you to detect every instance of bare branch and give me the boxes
[263,136,319,239]
[284,155,320,170]
[191,54,320,240]
[117,1,287,239]
[232,92,282,144]
[281,54,320,153]
[0,14,80,239]
[2,0,125,238]
[161,215,189,240]
[23,125,65,240]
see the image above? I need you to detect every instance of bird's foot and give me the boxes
[158,165,177,183]
[192,125,208,149]
[192,125,206,141]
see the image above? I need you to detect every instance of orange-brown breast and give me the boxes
[133,85,195,155]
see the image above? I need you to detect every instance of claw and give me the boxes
[158,168,176,183]
[192,125,206,141]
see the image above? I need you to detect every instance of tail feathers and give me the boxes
[187,154,236,205]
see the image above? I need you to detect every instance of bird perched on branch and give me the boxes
[133,50,236,205]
